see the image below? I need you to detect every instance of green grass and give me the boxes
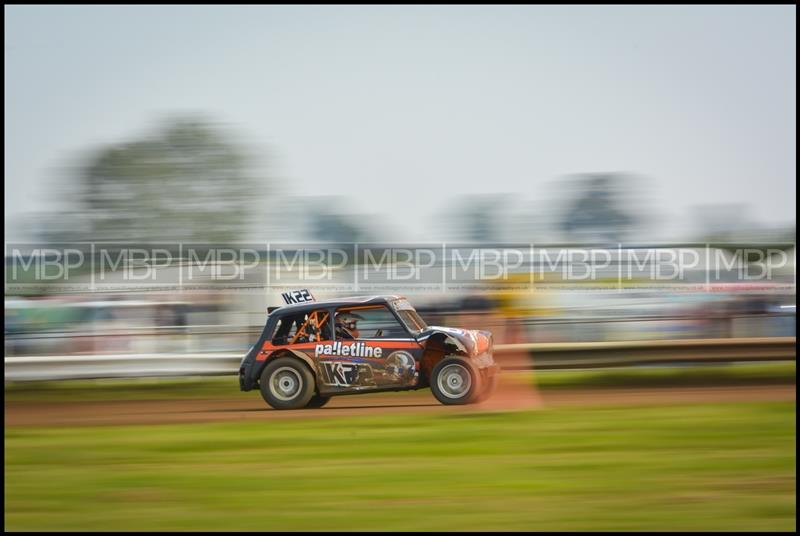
[4,375,244,402]
[4,362,795,403]
[533,361,796,389]
[4,402,796,531]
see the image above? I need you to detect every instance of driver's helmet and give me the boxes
[335,312,363,338]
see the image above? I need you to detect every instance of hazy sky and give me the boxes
[4,5,796,241]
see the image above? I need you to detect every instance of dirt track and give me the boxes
[5,378,795,427]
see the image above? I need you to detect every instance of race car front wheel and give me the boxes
[430,357,482,405]
[260,357,316,410]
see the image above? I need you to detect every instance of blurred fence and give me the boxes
[4,337,795,382]
[5,311,795,356]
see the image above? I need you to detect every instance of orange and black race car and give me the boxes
[239,292,499,409]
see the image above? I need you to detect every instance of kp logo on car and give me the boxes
[321,362,358,386]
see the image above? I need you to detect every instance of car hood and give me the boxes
[416,326,493,357]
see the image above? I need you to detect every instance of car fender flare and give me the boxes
[417,330,469,355]
[256,349,317,381]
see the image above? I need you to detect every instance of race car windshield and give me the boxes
[390,298,427,333]
[396,309,427,333]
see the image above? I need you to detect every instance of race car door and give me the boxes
[317,304,423,393]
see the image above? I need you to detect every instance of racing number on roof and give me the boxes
[281,289,315,305]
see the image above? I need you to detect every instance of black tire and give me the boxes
[430,357,482,405]
[259,357,316,410]
[305,394,331,409]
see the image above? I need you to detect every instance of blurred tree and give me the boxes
[311,212,365,243]
[467,201,496,242]
[443,194,512,242]
[559,173,637,243]
[47,117,262,243]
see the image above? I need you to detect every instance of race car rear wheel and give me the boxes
[305,394,331,409]
[430,357,482,405]
[260,357,316,410]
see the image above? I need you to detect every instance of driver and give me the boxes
[335,311,363,340]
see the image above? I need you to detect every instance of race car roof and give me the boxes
[269,295,404,315]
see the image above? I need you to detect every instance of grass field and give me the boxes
[5,400,796,531]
